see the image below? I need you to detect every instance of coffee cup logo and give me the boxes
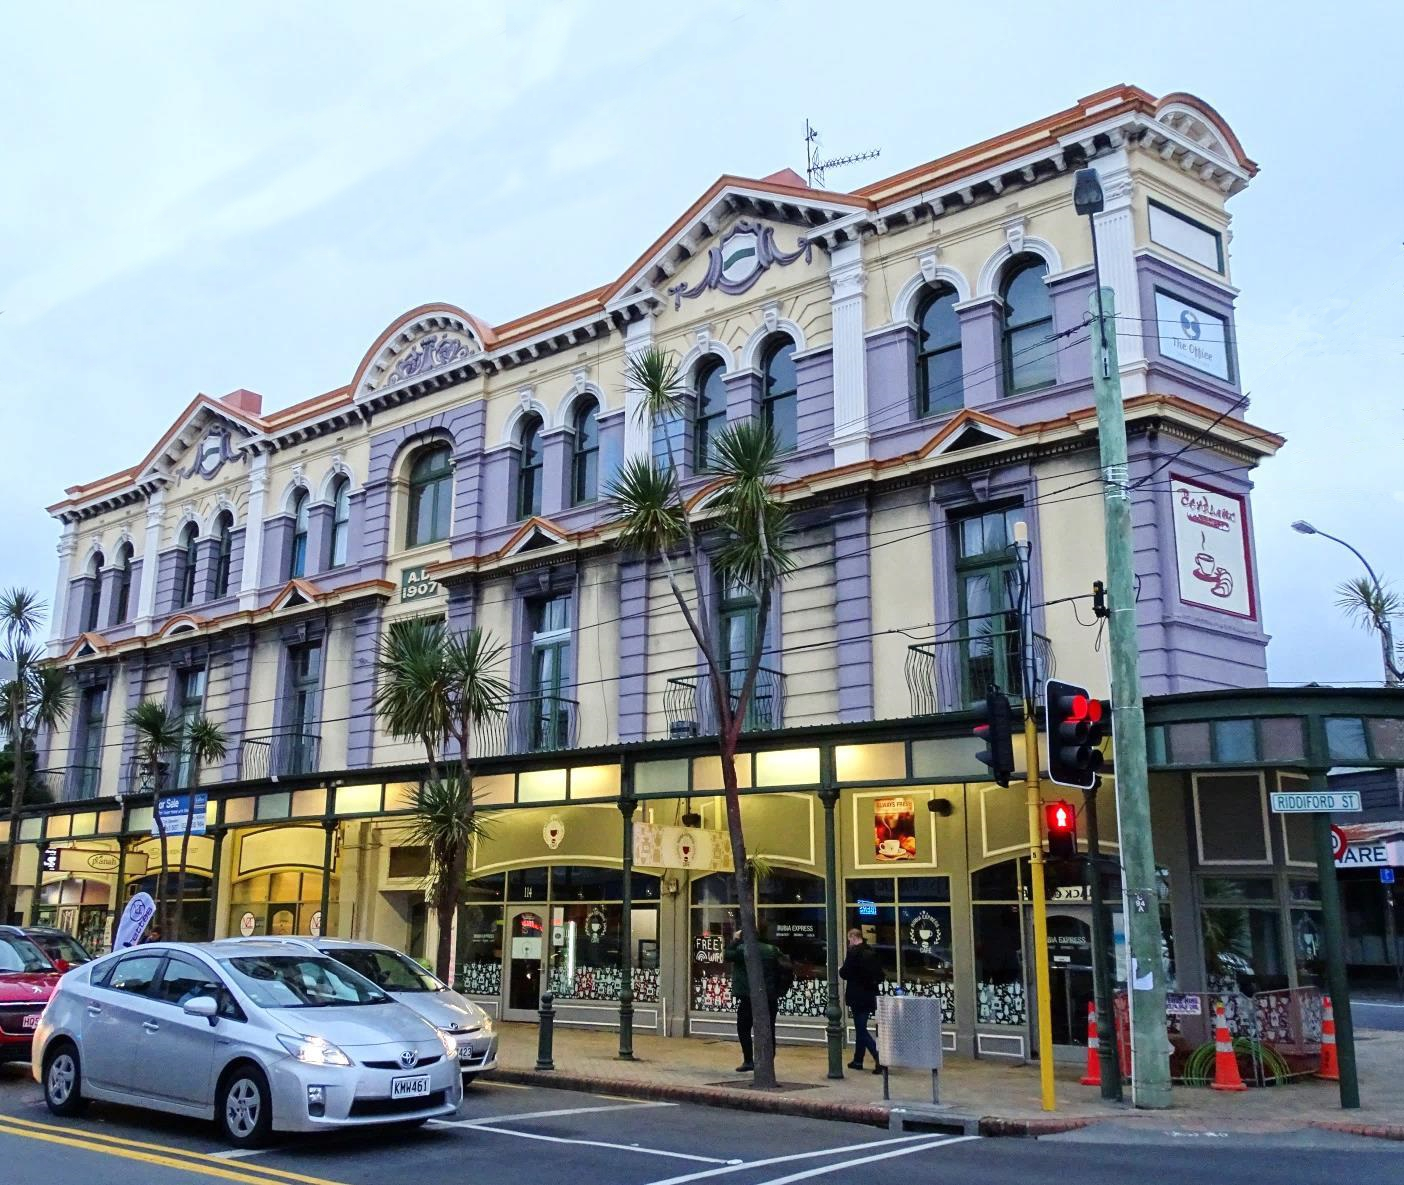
[543,815,565,850]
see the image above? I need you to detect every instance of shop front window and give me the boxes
[845,876,953,1022]
[228,871,333,939]
[1200,876,1287,994]
[971,857,1027,1025]
[457,874,505,995]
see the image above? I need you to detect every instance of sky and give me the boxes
[3,0,1402,686]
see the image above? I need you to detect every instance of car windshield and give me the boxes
[219,955,392,1009]
[33,932,90,965]
[0,933,56,973]
[330,948,441,993]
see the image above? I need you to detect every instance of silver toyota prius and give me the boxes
[32,940,462,1147]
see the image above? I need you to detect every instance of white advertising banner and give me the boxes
[1155,290,1231,381]
[632,822,734,872]
[1170,473,1256,619]
[114,891,157,949]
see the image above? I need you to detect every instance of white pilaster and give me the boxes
[239,453,270,610]
[1091,150,1147,396]
[827,240,870,466]
[622,317,654,463]
[133,489,166,634]
[46,521,78,655]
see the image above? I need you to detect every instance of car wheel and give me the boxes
[43,1043,87,1117]
[218,1064,272,1148]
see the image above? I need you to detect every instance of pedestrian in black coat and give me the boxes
[839,928,883,1072]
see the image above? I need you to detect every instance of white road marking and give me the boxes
[433,1120,733,1164]
[209,1147,269,1159]
[748,1135,980,1185]
[450,1101,677,1125]
[1356,1001,1404,1009]
[641,1131,972,1185]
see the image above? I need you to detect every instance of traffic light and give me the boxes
[972,686,1015,788]
[1046,679,1107,789]
[1045,800,1077,860]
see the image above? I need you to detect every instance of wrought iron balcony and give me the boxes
[64,764,104,801]
[473,694,578,758]
[239,730,322,780]
[121,754,181,796]
[905,611,1053,716]
[29,768,65,803]
[664,667,786,738]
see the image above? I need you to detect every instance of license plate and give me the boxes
[20,1014,40,1031]
[457,1041,484,1061]
[391,1074,431,1099]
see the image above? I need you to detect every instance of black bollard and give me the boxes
[536,991,556,1071]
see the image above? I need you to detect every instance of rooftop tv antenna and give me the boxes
[804,119,880,188]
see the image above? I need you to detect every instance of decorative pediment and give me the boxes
[500,517,569,558]
[155,613,207,639]
[918,411,1018,459]
[62,632,110,661]
[353,305,494,400]
[137,399,262,486]
[667,219,814,310]
[266,579,323,612]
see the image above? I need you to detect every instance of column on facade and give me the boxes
[47,522,77,651]
[539,427,570,517]
[98,560,126,629]
[622,317,654,463]
[305,502,333,578]
[133,489,166,634]
[238,453,269,610]
[65,564,98,642]
[346,603,384,769]
[193,537,220,603]
[831,509,874,722]
[451,402,487,552]
[827,241,871,467]
[954,297,1003,407]
[1090,149,1146,395]
[616,559,649,742]
[221,628,255,782]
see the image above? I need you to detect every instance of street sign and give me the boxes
[1268,790,1361,814]
[1382,868,1396,885]
[1336,841,1397,869]
[152,791,209,837]
[40,847,60,873]
[1331,824,1348,861]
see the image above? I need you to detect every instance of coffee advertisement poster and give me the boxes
[874,796,916,862]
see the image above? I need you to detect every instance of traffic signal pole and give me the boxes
[1089,286,1172,1108]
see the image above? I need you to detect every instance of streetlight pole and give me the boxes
[1291,521,1400,687]
[1073,167,1172,1109]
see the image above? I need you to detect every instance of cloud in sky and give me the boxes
[3,0,1403,687]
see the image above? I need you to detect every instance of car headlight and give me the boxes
[277,1034,352,1067]
[436,1028,459,1059]
[478,1013,494,1036]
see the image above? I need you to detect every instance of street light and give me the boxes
[1073,168,1110,379]
[1292,520,1399,686]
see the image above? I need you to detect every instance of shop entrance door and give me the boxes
[1045,910,1094,1048]
[504,909,547,1021]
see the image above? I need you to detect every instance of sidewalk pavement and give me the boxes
[489,1020,1404,1140]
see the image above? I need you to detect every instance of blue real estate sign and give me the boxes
[152,791,208,837]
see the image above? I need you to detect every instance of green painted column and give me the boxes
[1310,771,1360,1107]
[618,791,637,1060]
[818,785,845,1080]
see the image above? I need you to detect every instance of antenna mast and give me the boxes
[804,119,880,188]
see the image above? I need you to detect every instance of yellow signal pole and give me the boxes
[1015,521,1056,1111]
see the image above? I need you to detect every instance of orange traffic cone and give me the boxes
[1318,994,1339,1081]
[1210,1000,1247,1092]
[1080,1001,1101,1086]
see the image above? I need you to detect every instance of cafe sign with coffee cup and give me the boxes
[1170,473,1255,620]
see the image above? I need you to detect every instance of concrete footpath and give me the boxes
[490,1020,1404,1141]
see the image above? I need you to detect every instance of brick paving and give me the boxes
[489,1020,1404,1138]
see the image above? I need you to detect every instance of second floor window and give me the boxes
[570,399,599,506]
[84,551,104,633]
[1001,256,1055,394]
[406,444,452,548]
[329,476,350,567]
[176,525,198,609]
[213,512,233,598]
[916,286,963,417]
[762,338,797,453]
[289,489,310,579]
[113,542,133,625]
[694,358,727,471]
[517,415,544,520]
[282,640,323,775]
[173,666,206,786]
[528,595,571,751]
[73,685,105,798]
[954,506,1027,706]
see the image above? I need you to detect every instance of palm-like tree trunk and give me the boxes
[1,694,26,923]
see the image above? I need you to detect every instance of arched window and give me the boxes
[694,358,727,471]
[176,524,198,608]
[915,286,963,417]
[406,444,452,548]
[213,512,233,598]
[570,399,599,506]
[1001,256,1055,394]
[516,415,544,520]
[328,476,351,567]
[113,542,134,625]
[84,551,104,633]
[289,489,310,578]
[762,338,797,453]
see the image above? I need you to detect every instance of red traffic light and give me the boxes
[1045,799,1077,860]
[1046,801,1075,833]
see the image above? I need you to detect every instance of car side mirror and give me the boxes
[183,996,219,1025]
[52,959,71,973]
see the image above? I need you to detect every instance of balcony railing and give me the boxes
[905,611,1054,716]
[239,730,322,780]
[29,768,65,803]
[64,764,104,801]
[664,667,786,738]
[473,694,578,758]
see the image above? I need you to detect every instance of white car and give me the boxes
[33,941,463,1147]
[236,938,498,1081]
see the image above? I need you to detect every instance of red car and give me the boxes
[0,926,62,1064]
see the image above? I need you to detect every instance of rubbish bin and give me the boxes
[876,995,944,1102]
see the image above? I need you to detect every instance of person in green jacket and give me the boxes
[725,923,782,1073]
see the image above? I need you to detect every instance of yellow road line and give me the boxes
[0,1116,347,1185]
